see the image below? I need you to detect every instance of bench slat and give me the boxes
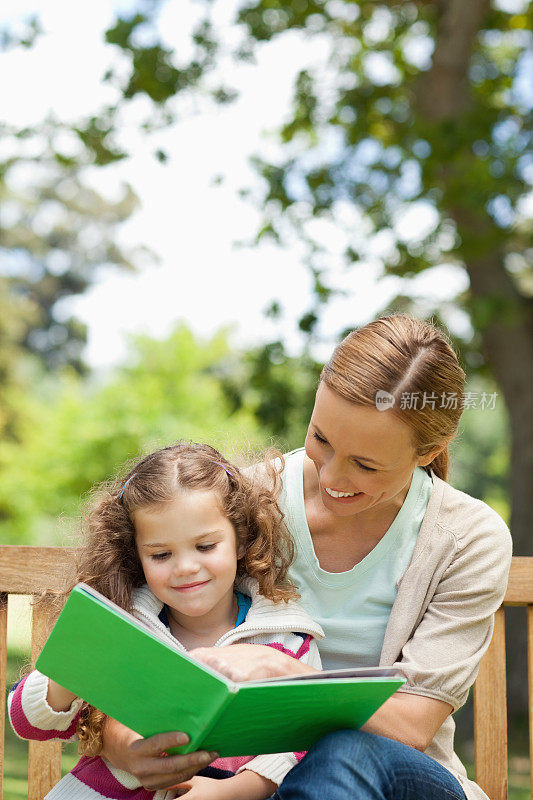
[527,605,533,800]
[0,547,77,595]
[505,558,533,605]
[28,597,62,800]
[473,606,508,800]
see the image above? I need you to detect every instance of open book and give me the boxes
[36,583,406,756]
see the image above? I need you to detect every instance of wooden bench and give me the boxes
[1,546,532,800]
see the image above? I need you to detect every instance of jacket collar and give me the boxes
[132,575,324,642]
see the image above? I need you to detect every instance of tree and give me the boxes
[230,0,533,561]
[0,120,141,374]
[69,0,531,552]
[0,324,266,544]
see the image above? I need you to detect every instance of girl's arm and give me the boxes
[8,671,83,743]
[46,679,78,712]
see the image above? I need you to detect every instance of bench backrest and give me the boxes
[1,546,531,800]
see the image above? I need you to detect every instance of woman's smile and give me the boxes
[323,486,364,503]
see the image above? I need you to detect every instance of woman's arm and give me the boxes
[100,717,218,791]
[362,692,452,751]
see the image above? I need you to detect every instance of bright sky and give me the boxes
[1,0,470,368]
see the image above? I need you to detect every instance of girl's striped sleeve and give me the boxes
[8,671,83,742]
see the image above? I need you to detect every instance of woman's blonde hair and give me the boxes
[43,442,295,756]
[320,315,466,480]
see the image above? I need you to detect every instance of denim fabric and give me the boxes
[271,730,466,800]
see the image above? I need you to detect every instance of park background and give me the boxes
[1,0,531,797]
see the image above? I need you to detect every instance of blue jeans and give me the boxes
[271,730,467,800]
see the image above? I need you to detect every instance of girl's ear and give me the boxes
[236,540,246,560]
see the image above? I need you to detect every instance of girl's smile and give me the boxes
[173,580,211,592]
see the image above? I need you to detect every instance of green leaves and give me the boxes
[0,325,266,544]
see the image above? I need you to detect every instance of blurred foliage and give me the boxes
[214,339,322,450]
[15,0,525,371]
[2,1,531,360]
[230,0,533,366]
[0,325,266,544]
[0,114,143,375]
[0,321,509,545]
[450,377,511,523]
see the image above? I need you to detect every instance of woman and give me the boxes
[101,315,512,800]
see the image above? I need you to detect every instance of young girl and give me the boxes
[9,442,323,800]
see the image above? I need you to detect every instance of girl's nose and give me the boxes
[173,555,200,576]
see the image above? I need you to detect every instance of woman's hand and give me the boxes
[101,718,218,791]
[190,643,318,682]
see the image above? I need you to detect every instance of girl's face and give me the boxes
[134,489,241,627]
[304,382,441,520]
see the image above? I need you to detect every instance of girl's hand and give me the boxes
[190,643,318,682]
[101,719,218,791]
[175,775,227,799]
[122,732,218,791]
[175,772,277,800]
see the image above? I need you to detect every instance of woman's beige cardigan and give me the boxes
[377,473,512,800]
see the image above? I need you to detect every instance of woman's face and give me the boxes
[304,382,440,519]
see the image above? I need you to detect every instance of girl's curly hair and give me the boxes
[41,442,295,757]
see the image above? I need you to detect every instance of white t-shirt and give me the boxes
[280,448,433,670]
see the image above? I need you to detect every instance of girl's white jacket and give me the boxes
[9,576,324,800]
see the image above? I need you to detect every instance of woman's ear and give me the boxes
[417,444,447,468]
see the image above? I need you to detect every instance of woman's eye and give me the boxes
[151,552,170,561]
[313,430,376,472]
[197,544,216,552]
[356,461,376,473]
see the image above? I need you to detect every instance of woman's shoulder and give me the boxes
[432,474,512,550]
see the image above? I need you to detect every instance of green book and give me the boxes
[36,583,406,756]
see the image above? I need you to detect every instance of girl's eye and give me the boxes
[151,552,170,561]
[313,432,327,444]
[197,544,216,552]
